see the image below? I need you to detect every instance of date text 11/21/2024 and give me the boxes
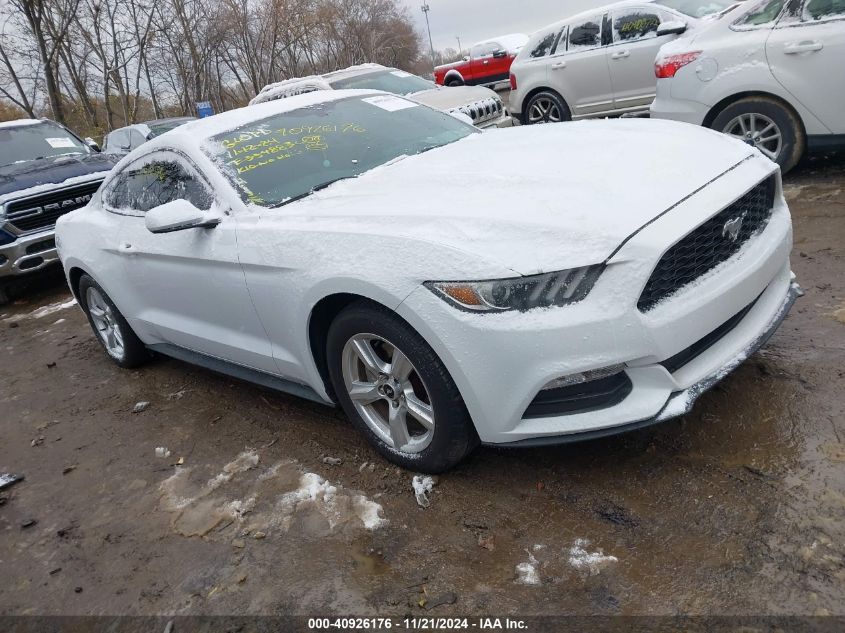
[307,617,529,630]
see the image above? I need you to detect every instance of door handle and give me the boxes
[611,50,630,59]
[784,40,823,54]
[483,59,490,64]
[551,61,566,70]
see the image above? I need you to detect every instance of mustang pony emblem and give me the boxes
[722,212,747,242]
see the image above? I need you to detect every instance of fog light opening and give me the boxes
[541,364,626,391]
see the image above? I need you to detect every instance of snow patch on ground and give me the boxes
[412,475,435,508]
[567,538,618,575]
[158,451,385,539]
[515,549,541,586]
[4,298,77,322]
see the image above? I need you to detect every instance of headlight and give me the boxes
[426,265,604,313]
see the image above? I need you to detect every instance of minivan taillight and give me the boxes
[509,73,517,90]
[655,52,702,79]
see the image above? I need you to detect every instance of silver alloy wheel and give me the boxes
[528,96,562,124]
[341,333,435,453]
[723,113,783,161]
[86,286,125,359]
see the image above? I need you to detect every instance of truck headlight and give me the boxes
[426,265,604,313]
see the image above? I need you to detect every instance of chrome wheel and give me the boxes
[86,286,124,358]
[723,113,783,161]
[527,96,563,124]
[341,334,435,453]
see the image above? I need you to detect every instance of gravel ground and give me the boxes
[1,150,844,617]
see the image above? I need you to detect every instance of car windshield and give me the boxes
[658,0,740,17]
[0,121,89,167]
[328,70,435,96]
[147,118,194,137]
[205,95,476,208]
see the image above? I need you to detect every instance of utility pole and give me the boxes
[456,36,462,56]
[421,4,435,70]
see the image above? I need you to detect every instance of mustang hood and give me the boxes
[285,119,758,276]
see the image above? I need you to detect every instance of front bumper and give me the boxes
[478,113,515,129]
[397,157,796,444]
[496,279,802,447]
[0,228,60,280]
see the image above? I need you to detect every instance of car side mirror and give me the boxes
[145,200,221,234]
[84,137,101,152]
[657,20,687,36]
[492,49,507,58]
[462,55,470,62]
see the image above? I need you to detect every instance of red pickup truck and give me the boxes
[434,33,527,87]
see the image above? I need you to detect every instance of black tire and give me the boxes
[78,274,149,368]
[326,301,478,473]
[711,96,805,174]
[524,90,571,125]
[0,284,8,306]
[446,78,463,87]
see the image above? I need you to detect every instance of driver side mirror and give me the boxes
[492,49,507,58]
[84,137,101,152]
[462,55,470,62]
[657,20,687,36]
[145,200,221,234]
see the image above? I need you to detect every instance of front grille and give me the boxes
[638,174,777,312]
[453,96,503,125]
[6,181,102,233]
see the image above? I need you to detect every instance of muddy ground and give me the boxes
[1,152,844,618]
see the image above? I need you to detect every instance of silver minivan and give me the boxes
[509,0,739,124]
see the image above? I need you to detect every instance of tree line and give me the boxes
[0,0,422,138]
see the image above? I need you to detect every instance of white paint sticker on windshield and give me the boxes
[361,95,418,112]
[390,70,413,78]
[45,137,75,148]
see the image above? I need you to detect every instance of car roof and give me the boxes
[471,33,529,48]
[321,63,388,82]
[147,89,383,151]
[532,0,661,33]
[0,118,45,129]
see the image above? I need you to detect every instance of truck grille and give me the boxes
[5,181,103,233]
[638,174,777,312]
[452,96,504,126]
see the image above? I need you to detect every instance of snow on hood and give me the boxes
[275,119,755,276]
[410,85,500,111]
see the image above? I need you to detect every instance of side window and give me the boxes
[106,129,130,150]
[129,129,147,149]
[529,29,559,57]
[568,16,603,51]
[804,0,845,20]
[735,0,787,25]
[472,42,500,58]
[612,9,662,42]
[106,159,213,214]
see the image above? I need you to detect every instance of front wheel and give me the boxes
[326,301,477,473]
[78,274,149,368]
[711,97,805,173]
[524,90,571,124]
[446,78,463,87]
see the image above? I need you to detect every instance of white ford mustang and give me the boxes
[56,89,802,472]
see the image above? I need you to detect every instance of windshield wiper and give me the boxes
[273,176,356,208]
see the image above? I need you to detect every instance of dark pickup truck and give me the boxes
[0,119,116,303]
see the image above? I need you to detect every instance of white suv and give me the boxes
[509,0,737,124]
[651,0,845,172]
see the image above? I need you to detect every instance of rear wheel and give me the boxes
[78,274,149,368]
[711,96,805,173]
[446,77,463,87]
[525,90,571,124]
[326,301,477,473]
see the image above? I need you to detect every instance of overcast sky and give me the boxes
[401,0,606,51]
